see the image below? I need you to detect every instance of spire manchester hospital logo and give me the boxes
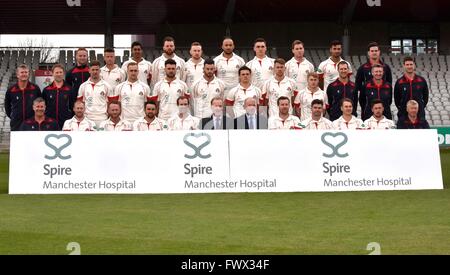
[44,134,72,160]
[321,132,349,158]
[183,133,212,159]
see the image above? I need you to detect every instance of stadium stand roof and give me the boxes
[1,0,449,35]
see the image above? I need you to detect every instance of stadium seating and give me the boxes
[0,47,449,152]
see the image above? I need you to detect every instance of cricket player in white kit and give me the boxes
[294,72,328,121]
[364,99,396,129]
[191,59,225,119]
[214,37,246,97]
[121,41,152,86]
[301,99,334,130]
[245,38,275,90]
[167,96,200,130]
[332,98,365,130]
[184,42,205,91]
[150,58,189,121]
[98,100,132,131]
[317,40,352,92]
[285,40,315,91]
[225,66,263,118]
[268,96,302,130]
[133,101,168,131]
[77,60,114,128]
[262,58,298,118]
[151,36,186,88]
[100,48,126,89]
[62,101,96,131]
[115,62,151,123]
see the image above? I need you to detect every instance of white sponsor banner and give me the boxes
[9,130,443,194]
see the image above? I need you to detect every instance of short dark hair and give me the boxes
[104,48,115,53]
[277,96,290,106]
[76,47,88,54]
[204,59,215,66]
[340,98,353,107]
[163,36,175,44]
[108,100,121,109]
[90,60,101,67]
[311,99,324,107]
[51,63,65,72]
[371,99,384,109]
[144,101,158,109]
[210,97,223,105]
[291,40,304,49]
[367,42,379,51]
[131,41,143,49]
[337,61,349,70]
[165,59,177,66]
[254,38,267,46]
[238,66,251,75]
[176,96,190,106]
[274,58,286,66]
[371,64,384,71]
[403,56,415,64]
[330,40,342,48]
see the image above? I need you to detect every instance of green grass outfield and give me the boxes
[0,151,449,255]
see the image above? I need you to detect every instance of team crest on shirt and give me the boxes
[215,88,220,94]
[144,70,148,74]
[115,78,120,83]
[177,89,182,95]
[100,91,105,96]
[269,66,273,71]
[176,66,180,71]
[235,65,240,69]
[49,95,53,99]
[31,126,35,129]
[337,90,340,94]
[139,91,144,96]
[287,87,292,92]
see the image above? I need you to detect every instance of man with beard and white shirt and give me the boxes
[98,101,132,131]
[151,36,186,88]
[77,60,114,128]
[201,97,233,130]
[101,48,126,89]
[167,96,200,130]
[285,40,315,91]
[262,58,298,118]
[192,59,225,119]
[133,101,168,131]
[300,99,334,130]
[213,37,246,97]
[268,96,302,130]
[317,40,353,92]
[332,98,364,130]
[62,101,96,131]
[245,37,275,90]
[184,42,205,90]
[364,99,396,129]
[225,66,263,118]
[150,59,189,121]
[121,41,152,86]
[294,72,328,121]
[115,62,152,124]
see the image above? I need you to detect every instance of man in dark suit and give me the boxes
[201,97,234,130]
[234,97,268,129]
